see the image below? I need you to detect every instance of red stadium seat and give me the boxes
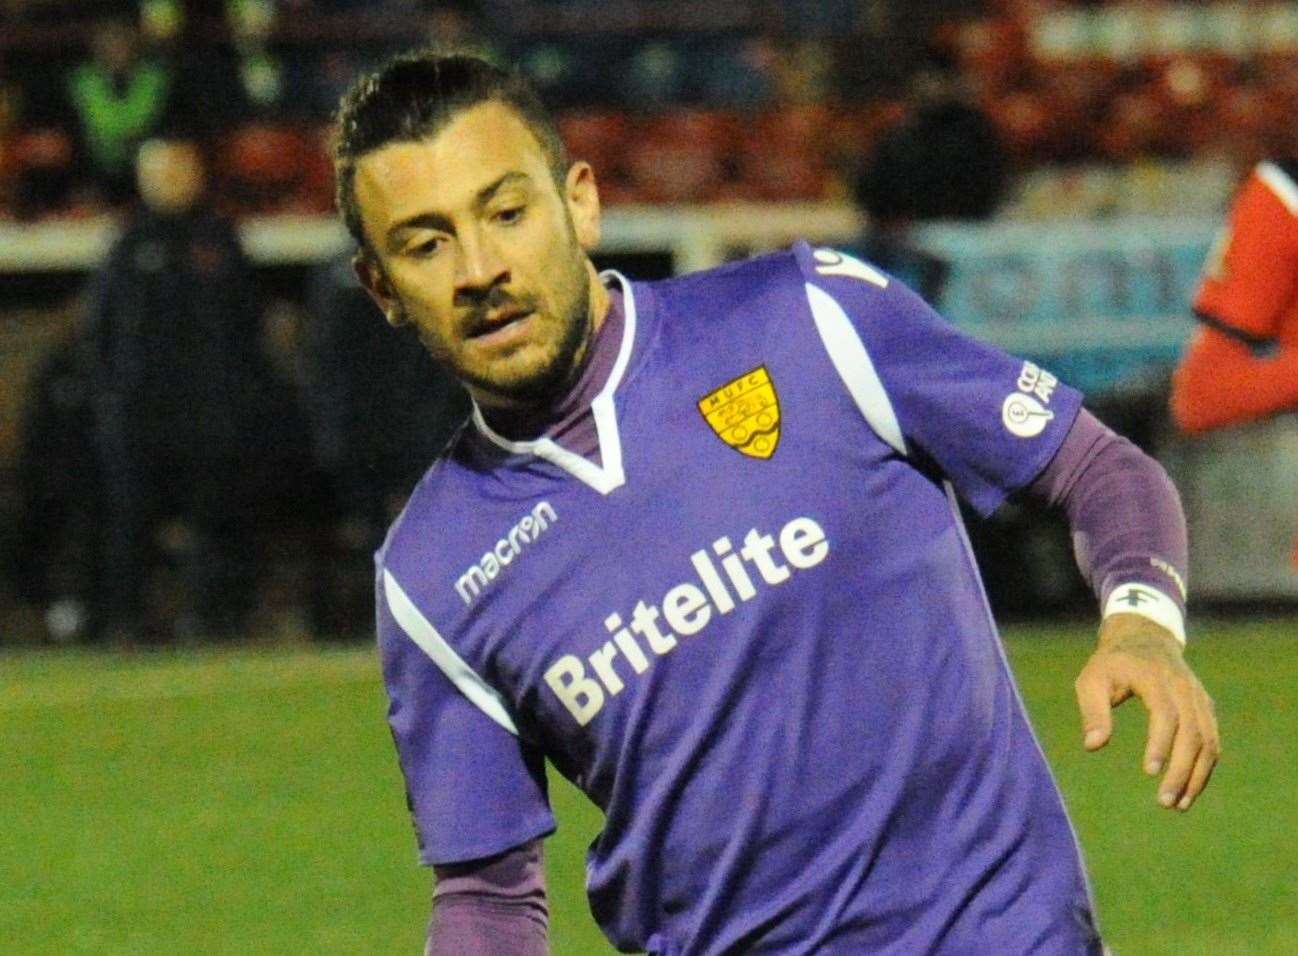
[295,124,339,216]
[557,111,629,178]
[557,111,634,204]
[987,88,1053,163]
[827,101,907,164]
[733,107,832,202]
[216,122,317,217]
[624,111,738,204]
[948,17,1030,98]
[9,127,77,218]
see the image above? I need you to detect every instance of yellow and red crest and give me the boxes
[697,365,781,459]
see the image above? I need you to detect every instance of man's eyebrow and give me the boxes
[474,171,531,208]
[386,211,454,247]
[384,172,533,249]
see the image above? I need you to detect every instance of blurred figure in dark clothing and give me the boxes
[300,252,470,637]
[10,335,104,643]
[852,54,1008,305]
[84,132,265,641]
[861,56,1008,223]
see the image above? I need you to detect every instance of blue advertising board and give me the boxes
[915,218,1217,395]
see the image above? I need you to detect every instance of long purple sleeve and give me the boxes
[1028,409,1189,639]
[426,840,548,956]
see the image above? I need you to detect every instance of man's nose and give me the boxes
[454,229,508,291]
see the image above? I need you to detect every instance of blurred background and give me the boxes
[0,1,1295,953]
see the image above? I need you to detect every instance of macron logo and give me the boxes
[455,501,557,605]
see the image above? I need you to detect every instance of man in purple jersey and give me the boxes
[333,52,1219,955]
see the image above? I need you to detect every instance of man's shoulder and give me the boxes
[640,242,827,339]
[1248,159,1298,218]
[650,241,893,306]
[376,424,481,573]
[651,243,810,300]
[628,241,905,377]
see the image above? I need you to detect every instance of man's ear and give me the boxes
[565,161,602,252]
[353,250,404,327]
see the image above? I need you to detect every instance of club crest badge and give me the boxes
[697,365,781,459]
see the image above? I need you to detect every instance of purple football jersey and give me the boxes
[376,243,1101,954]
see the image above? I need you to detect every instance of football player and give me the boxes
[335,52,1218,955]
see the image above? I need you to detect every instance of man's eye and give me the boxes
[409,237,443,257]
[495,206,525,224]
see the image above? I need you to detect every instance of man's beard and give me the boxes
[468,288,592,407]
[432,249,593,408]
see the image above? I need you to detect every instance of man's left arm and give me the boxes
[1027,409,1220,811]
[796,244,1219,808]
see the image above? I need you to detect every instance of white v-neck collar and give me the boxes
[470,270,636,495]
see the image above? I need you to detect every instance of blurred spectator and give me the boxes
[860,54,1009,223]
[83,131,267,641]
[850,54,1008,304]
[139,0,185,43]
[299,252,470,636]
[301,251,470,535]
[10,334,104,643]
[1169,157,1298,569]
[1171,158,1298,435]
[65,17,172,206]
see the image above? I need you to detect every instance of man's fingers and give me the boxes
[1176,691,1221,811]
[1074,666,1115,750]
[1177,743,1218,811]
[1141,686,1178,777]
[1157,701,1202,808]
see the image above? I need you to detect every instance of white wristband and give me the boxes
[1103,583,1186,645]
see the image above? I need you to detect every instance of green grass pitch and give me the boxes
[1,617,1294,954]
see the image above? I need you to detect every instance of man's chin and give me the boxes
[461,301,591,410]
[465,359,575,410]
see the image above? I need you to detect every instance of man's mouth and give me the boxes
[465,308,535,342]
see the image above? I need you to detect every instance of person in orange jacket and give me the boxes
[1170,158,1298,567]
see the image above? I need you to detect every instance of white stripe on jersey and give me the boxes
[1257,161,1298,217]
[804,283,908,456]
[383,569,520,735]
[470,271,637,496]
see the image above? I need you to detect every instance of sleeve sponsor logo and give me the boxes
[1003,361,1057,438]
[1002,393,1054,438]
[1016,361,1057,403]
[697,365,781,459]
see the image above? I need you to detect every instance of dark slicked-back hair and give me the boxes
[333,51,569,253]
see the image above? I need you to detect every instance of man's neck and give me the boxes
[478,282,624,449]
